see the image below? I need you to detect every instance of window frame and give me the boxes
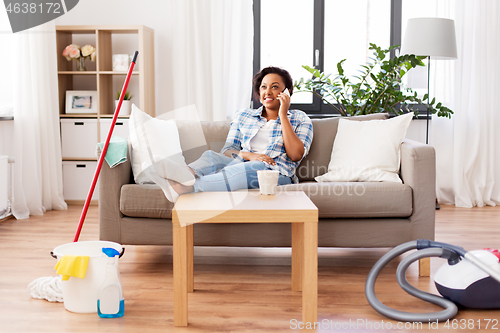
[253,0,404,118]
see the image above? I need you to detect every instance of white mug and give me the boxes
[257,170,279,195]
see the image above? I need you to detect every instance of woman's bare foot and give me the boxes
[152,157,195,186]
[168,179,194,196]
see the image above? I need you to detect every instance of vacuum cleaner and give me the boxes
[365,240,500,322]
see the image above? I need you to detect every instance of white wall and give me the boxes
[55,0,175,116]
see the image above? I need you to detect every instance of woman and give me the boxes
[160,66,313,201]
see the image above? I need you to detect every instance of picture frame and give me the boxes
[112,54,130,71]
[65,90,98,114]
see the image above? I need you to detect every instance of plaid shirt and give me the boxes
[221,107,313,182]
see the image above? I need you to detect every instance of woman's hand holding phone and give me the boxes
[278,88,291,116]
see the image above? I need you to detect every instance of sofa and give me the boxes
[98,113,436,274]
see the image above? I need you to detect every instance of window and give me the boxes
[254,0,403,116]
[324,1,391,78]
[259,0,315,105]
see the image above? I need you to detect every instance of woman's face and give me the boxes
[259,73,286,110]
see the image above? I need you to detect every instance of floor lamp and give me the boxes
[401,17,457,144]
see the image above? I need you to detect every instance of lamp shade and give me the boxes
[401,18,457,59]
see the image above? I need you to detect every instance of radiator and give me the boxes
[0,155,10,218]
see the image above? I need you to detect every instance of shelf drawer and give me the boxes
[62,161,98,201]
[61,119,98,159]
[99,119,129,142]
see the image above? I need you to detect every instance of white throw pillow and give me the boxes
[128,104,186,184]
[315,112,413,183]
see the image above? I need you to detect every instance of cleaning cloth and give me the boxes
[54,255,90,281]
[96,136,128,168]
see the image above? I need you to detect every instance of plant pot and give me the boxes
[115,100,131,116]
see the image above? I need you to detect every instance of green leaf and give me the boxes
[337,59,346,76]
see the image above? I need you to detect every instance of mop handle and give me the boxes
[73,51,139,242]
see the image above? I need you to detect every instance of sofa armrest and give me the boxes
[97,145,132,242]
[400,139,436,240]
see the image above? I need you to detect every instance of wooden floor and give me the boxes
[0,204,499,332]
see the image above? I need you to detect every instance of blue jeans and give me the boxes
[188,150,292,192]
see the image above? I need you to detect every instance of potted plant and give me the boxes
[294,43,453,118]
[115,91,133,116]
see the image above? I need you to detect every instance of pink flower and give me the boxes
[62,44,83,61]
[69,44,80,58]
[62,45,73,61]
[90,51,96,62]
[69,48,80,59]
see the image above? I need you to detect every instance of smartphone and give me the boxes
[279,88,290,105]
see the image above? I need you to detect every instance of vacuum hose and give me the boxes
[365,241,458,322]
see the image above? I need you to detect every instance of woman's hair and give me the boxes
[252,66,294,100]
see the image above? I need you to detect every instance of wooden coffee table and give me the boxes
[172,190,318,326]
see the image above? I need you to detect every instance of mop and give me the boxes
[73,51,138,242]
[28,51,139,302]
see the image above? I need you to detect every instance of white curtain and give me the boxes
[432,0,500,207]
[170,0,254,121]
[9,22,67,218]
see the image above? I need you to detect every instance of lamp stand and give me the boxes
[426,56,430,145]
[426,56,440,210]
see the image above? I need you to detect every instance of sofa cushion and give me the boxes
[120,181,412,219]
[281,182,412,218]
[120,184,174,219]
[296,113,389,182]
[129,105,186,184]
[315,112,413,183]
[176,120,231,164]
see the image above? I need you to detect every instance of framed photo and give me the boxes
[113,54,129,71]
[65,91,98,114]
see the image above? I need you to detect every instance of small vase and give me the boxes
[115,100,131,116]
[76,57,86,71]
